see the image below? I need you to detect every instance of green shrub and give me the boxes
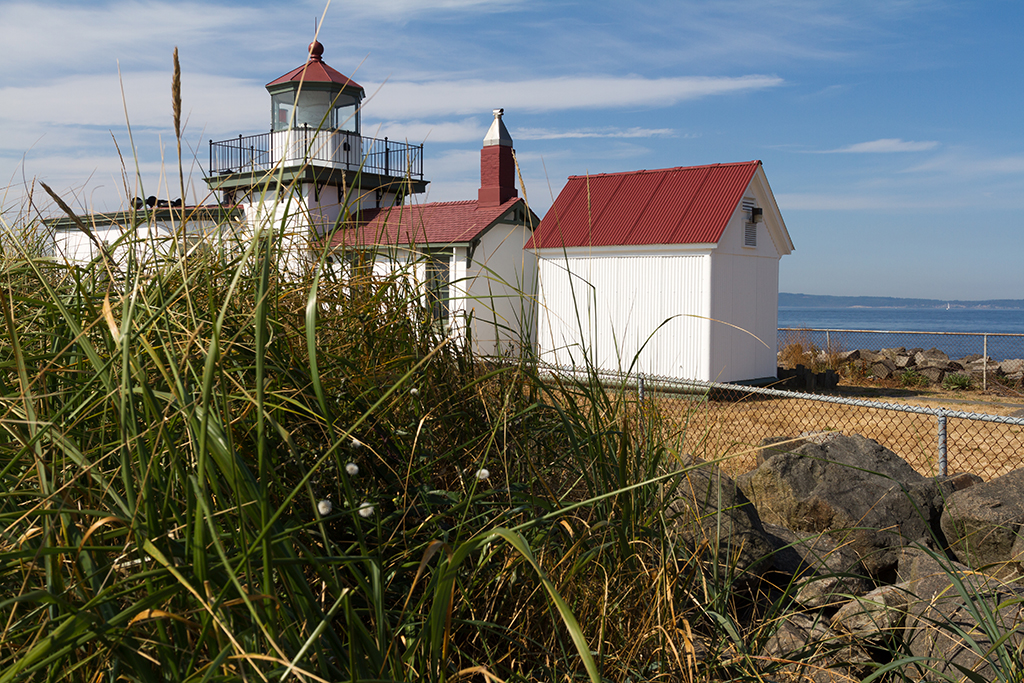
[900,369,930,387]
[942,372,974,391]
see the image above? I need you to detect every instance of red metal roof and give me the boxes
[266,41,364,94]
[526,161,761,249]
[330,198,523,248]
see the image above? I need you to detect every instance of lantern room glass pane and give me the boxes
[294,90,331,129]
[332,94,359,133]
[271,92,294,131]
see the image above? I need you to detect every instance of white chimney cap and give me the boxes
[483,108,513,147]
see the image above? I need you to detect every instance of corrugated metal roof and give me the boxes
[266,41,364,94]
[330,198,523,248]
[527,161,760,249]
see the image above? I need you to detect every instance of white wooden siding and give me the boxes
[706,180,784,381]
[536,253,711,379]
[466,222,537,357]
[709,252,779,381]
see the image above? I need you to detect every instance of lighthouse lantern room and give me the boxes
[205,41,428,244]
[266,40,363,134]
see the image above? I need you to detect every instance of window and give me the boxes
[271,92,295,131]
[331,94,359,133]
[742,199,757,248]
[424,250,451,326]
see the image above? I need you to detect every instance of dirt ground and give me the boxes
[649,378,1024,481]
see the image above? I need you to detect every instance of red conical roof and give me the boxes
[266,41,364,94]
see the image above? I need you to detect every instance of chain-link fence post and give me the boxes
[937,409,948,476]
[637,374,647,445]
[983,334,988,391]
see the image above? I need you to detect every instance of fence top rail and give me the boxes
[536,362,1024,427]
[779,327,1024,338]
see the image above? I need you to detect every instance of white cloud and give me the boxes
[516,127,677,140]
[903,153,1024,176]
[363,74,783,118]
[331,0,520,19]
[363,118,486,144]
[776,192,954,211]
[0,71,266,132]
[361,121,678,145]
[0,1,281,75]
[817,138,939,153]
[423,148,479,177]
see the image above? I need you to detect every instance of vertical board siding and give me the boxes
[536,253,710,379]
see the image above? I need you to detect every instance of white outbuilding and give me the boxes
[527,161,794,383]
[329,109,539,358]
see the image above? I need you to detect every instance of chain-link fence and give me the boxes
[778,328,1024,391]
[543,364,1024,481]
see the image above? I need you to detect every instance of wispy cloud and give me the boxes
[332,0,521,19]
[365,74,783,118]
[0,72,266,132]
[516,127,677,141]
[777,192,962,211]
[815,138,939,153]
[363,118,485,144]
[902,152,1024,176]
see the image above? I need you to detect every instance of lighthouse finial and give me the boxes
[308,40,324,62]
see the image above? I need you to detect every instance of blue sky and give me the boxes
[2,0,1023,300]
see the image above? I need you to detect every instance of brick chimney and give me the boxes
[478,108,518,207]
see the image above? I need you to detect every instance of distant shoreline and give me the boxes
[781,293,1024,310]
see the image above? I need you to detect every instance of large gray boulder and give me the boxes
[760,613,872,683]
[870,358,897,380]
[914,348,949,366]
[830,584,910,640]
[763,523,874,608]
[830,548,970,643]
[664,454,775,577]
[1000,358,1024,375]
[833,548,1024,680]
[736,435,959,579]
[940,467,1024,576]
[897,548,1024,682]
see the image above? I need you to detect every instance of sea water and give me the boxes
[777,307,1024,362]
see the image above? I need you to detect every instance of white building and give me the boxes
[48,203,242,267]
[528,161,794,383]
[329,110,539,358]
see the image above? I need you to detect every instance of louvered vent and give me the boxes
[742,199,757,247]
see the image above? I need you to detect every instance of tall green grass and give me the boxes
[0,174,699,681]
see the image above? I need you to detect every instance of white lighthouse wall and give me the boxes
[51,216,235,268]
[240,189,313,274]
[335,222,537,358]
[535,248,712,379]
[463,221,538,358]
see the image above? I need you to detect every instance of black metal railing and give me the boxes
[209,127,424,180]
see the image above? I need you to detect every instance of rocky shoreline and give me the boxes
[779,345,1024,389]
[670,434,1024,681]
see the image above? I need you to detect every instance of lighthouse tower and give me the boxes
[205,41,429,250]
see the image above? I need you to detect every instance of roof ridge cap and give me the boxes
[564,160,760,180]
